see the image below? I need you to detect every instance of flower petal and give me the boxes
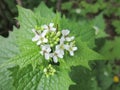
[53,56,58,63]
[70,51,74,56]
[45,53,50,60]
[73,47,78,51]
[62,30,70,36]
[37,40,41,45]
[60,36,65,43]
[49,23,54,27]
[32,35,39,41]
[51,28,56,32]
[42,30,48,37]
[66,36,75,41]
[43,38,48,43]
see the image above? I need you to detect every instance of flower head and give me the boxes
[32,23,77,63]
[65,42,78,56]
[40,45,51,60]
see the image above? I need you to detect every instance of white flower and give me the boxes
[32,29,48,45]
[65,43,77,56]
[40,45,51,60]
[61,30,75,42]
[36,32,48,45]
[56,43,66,55]
[75,8,81,14]
[62,30,70,36]
[42,23,56,32]
[51,50,63,63]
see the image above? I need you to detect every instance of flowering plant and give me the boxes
[0,3,104,90]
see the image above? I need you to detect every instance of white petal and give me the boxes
[43,25,48,29]
[60,36,65,43]
[53,56,58,63]
[45,53,50,60]
[40,51,44,55]
[66,37,71,41]
[70,51,74,56]
[41,45,45,50]
[32,29,36,34]
[70,36,75,40]
[73,47,78,51]
[56,50,63,58]
[43,38,48,43]
[41,30,48,37]
[62,30,70,36]
[59,50,64,55]
[51,28,56,32]
[49,23,54,27]
[37,40,41,45]
[66,36,75,41]
[32,35,39,41]
[50,53,53,58]
[56,45,60,50]
[47,47,51,52]
[65,45,69,50]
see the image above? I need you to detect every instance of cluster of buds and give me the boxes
[32,23,77,63]
[43,64,56,77]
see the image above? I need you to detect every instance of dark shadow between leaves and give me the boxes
[69,65,93,90]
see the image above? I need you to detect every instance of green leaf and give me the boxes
[0,31,19,64]
[34,2,55,25]
[100,37,120,60]
[92,14,108,38]
[9,64,73,90]
[112,20,120,35]
[69,66,101,90]
[62,2,73,10]
[94,61,113,90]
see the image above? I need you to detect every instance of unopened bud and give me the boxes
[56,31,61,36]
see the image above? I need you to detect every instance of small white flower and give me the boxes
[65,43,77,56]
[56,43,66,55]
[51,50,63,63]
[42,23,56,32]
[61,30,74,42]
[40,45,51,60]
[62,29,70,36]
[32,29,48,44]
[75,8,81,14]
[36,32,48,45]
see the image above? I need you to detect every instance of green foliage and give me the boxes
[92,14,108,38]
[0,2,106,90]
[112,20,120,35]
[100,37,120,60]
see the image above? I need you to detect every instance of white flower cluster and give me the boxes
[32,23,77,63]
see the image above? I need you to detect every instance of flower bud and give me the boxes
[56,31,61,36]
[50,44,54,47]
